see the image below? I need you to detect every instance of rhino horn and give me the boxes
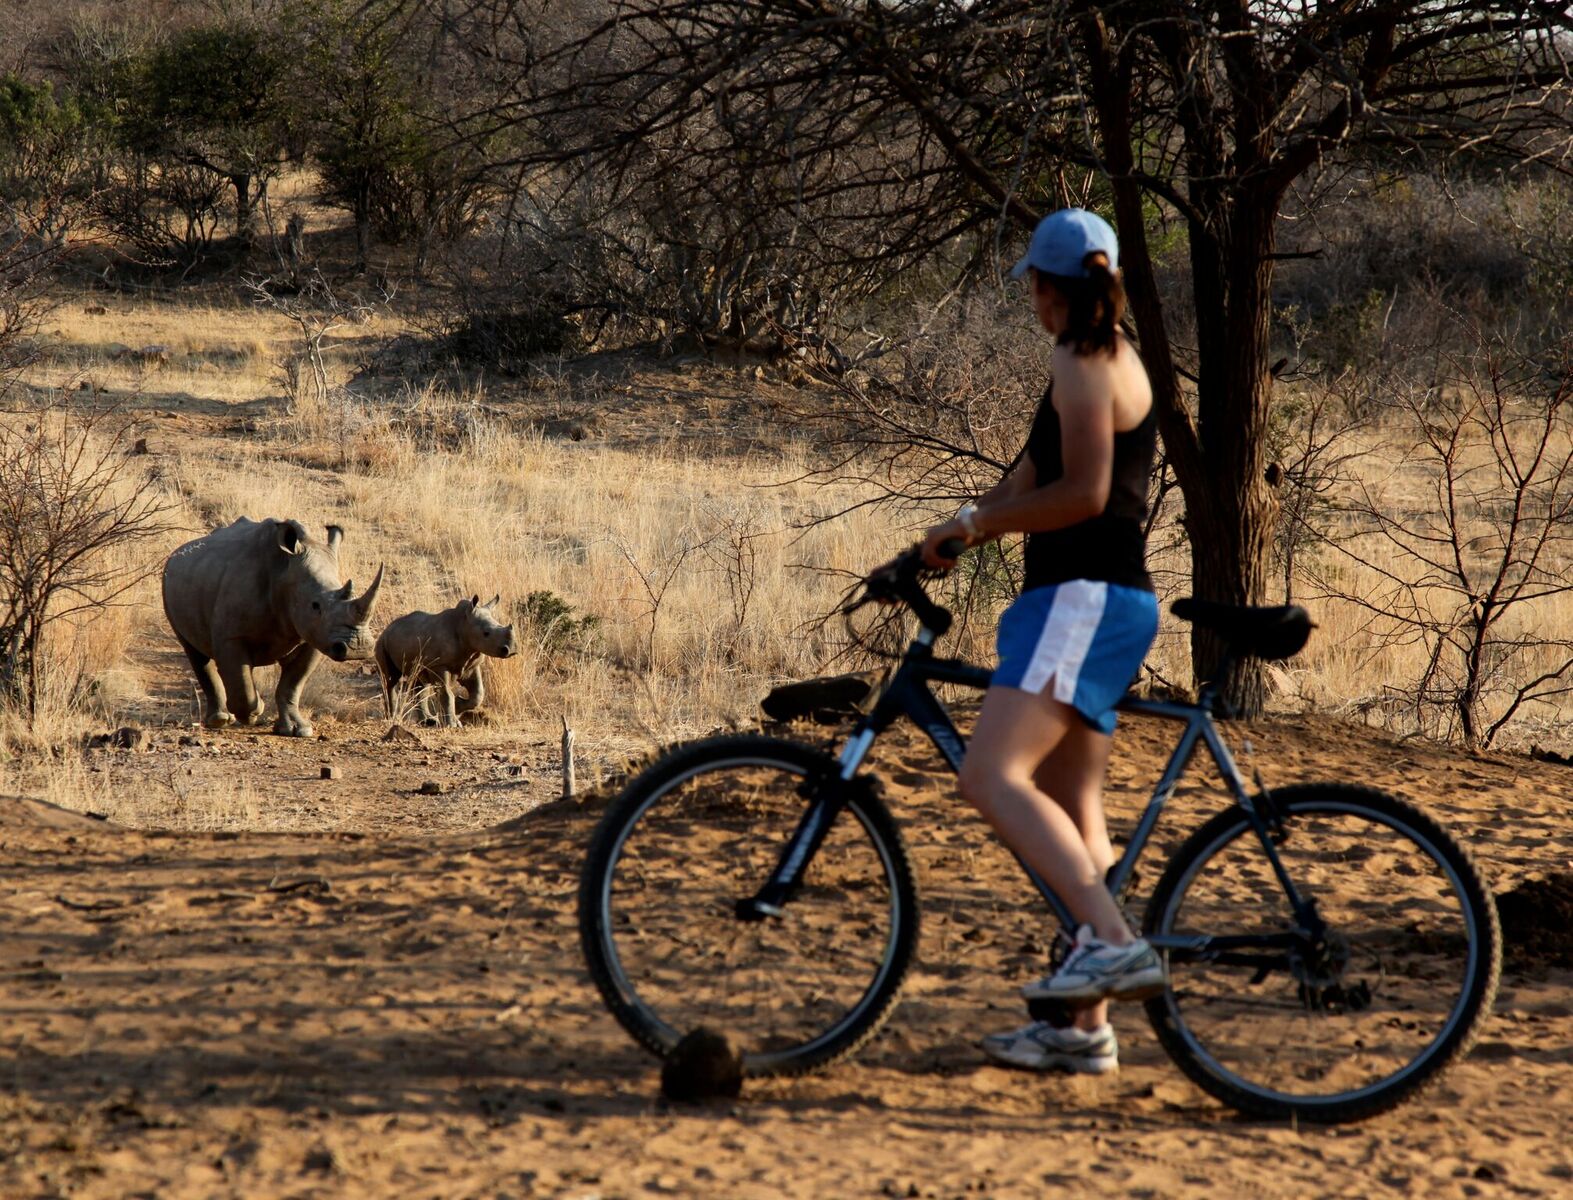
[354,565,385,618]
[336,579,354,600]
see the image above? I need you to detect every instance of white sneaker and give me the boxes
[982,1020,1118,1073]
[1022,925,1167,1004]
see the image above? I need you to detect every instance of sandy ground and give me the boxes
[5,291,1569,1195]
[2,711,1571,1200]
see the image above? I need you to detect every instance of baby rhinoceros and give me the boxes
[375,595,517,727]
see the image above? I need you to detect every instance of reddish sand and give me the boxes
[1,711,1570,1199]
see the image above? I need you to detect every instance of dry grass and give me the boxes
[7,275,1573,830]
[278,392,910,745]
[26,287,405,411]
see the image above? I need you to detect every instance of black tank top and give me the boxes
[1022,382,1156,592]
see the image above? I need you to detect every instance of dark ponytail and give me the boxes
[1035,251,1126,357]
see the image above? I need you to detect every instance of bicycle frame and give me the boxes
[742,632,1326,965]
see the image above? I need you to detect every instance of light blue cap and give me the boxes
[1010,208,1120,280]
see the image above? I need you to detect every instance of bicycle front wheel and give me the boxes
[579,734,918,1076]
[1144,784,1500,1122]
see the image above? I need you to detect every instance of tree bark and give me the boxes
[232,172,254,242]
[1182,192,1281,712]
[354,188,372,272]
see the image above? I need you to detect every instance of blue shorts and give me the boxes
[993,581,1159,734]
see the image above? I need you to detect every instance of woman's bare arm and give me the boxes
[974,454,1036,510]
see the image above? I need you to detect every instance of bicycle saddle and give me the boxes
[1171,598,1313,661]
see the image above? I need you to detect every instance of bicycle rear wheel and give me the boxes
[1144,784,1499,1122]
[579,734,918,1076]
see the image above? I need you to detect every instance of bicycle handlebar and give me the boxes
[849,537,967,638]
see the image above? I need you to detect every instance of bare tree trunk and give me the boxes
[353,180,373,272]
[1081,13,1278,711]
[1185,467,1277,713]
[1181,199,1280,711]
[233,173,255,243]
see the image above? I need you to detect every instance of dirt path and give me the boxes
[3,713,1570,1199]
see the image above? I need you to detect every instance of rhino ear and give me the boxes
[470,594,480,608]
[325,525,344,552]
[276,520,307,556]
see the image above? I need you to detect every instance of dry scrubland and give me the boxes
[7,273,1573,827]
[3,284,918,827]
[1,215,1571,1200]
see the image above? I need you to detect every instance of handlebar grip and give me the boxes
[936,536,968,561]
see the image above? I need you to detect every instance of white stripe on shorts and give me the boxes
[1019,580,1109,700]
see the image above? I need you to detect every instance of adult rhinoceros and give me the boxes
[162,518,384,737]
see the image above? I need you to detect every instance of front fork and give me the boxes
[734,724,878,921]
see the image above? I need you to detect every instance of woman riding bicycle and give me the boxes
[920,208,1163,1074]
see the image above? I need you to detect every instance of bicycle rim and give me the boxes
[1146,786,1498,1120]
[582,740,916,1075]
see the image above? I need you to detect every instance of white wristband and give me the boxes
[957,503,982,539]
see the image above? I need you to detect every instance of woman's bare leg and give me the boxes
[1033,722,1119,1032]
[958,685,1135,955]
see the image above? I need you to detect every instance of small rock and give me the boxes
[106,726,148,752]
[321,765,339,780]
[131,438,149,455]
[660,1027,743,1103]
[301,1143,336,1175]
[178,735,199,747]
[419,780,447,796]
[504,764,524,778]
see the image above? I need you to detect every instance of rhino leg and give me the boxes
[455,664,485,717]
[439,672,461,728]
[376,644,400,720]
[273,643,320,738]
[380,669,397,720]
[216,650,265,727]
[402,669,438,725]
[414,685,438,726]
[176,635,232,728]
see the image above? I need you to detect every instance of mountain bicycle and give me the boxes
[578,542,1500,1122]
